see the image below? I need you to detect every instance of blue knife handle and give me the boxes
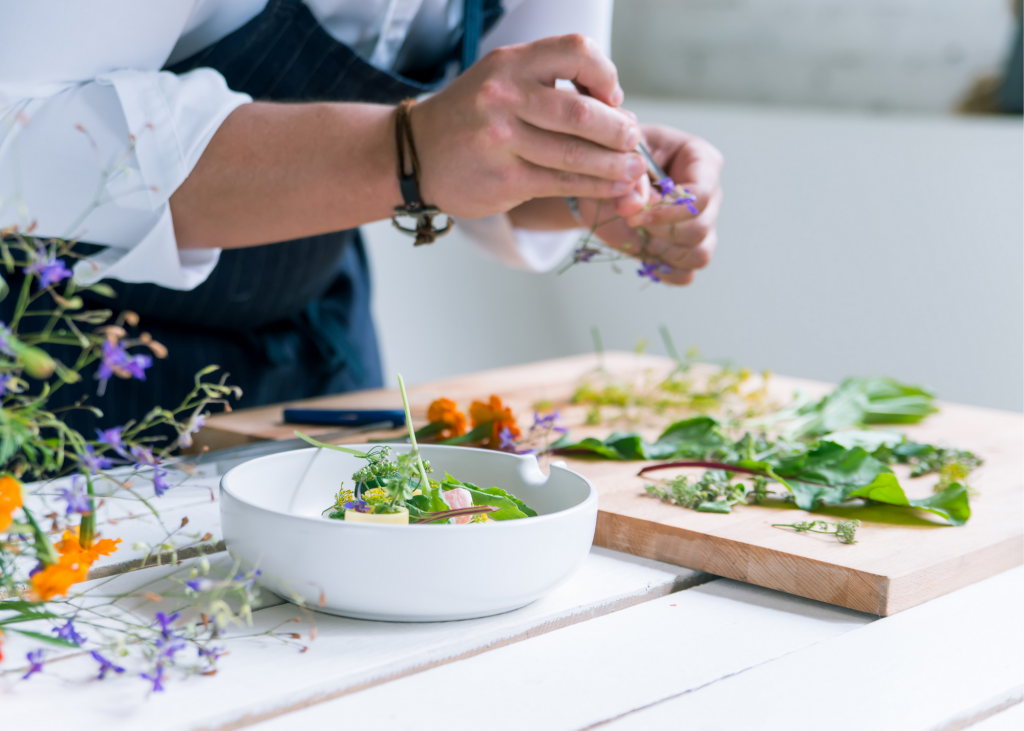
[282,408,406,427]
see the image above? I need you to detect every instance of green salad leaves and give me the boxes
[552,377,979,527]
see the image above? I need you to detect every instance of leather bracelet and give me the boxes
[391,99,452,246]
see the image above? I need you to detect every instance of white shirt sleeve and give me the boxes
[0,69,250,290]
[454,0,613,272]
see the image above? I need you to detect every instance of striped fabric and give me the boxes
[4,0,500,435]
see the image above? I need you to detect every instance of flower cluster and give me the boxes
[30,528,122,601]
[1,226,242,691]
[469,395,521,449]
[425,397,466,440]
[561,174,701,286]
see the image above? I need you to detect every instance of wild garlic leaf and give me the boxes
[847,475,971,526]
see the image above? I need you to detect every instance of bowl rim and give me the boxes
[219,444,599,531]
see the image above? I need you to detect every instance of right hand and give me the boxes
[412,34,647,219]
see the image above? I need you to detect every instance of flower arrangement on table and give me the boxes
[0,229,285,691]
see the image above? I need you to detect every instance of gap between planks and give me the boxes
[201,571,719,731]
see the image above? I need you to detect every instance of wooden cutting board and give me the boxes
[194,352,1023,616]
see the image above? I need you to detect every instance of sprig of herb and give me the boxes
[773,520,861,544]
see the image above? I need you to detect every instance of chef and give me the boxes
[0,0,723,430]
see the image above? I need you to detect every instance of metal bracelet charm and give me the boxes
[391,99,453,246]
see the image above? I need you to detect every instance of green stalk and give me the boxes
[79,474,96,549]
[397,374,432,497]
[22,505,59,567]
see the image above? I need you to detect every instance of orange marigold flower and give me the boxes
[469,395,521,448]
[56,529,121,563]
[0,474,23,533]
[427,398,467,440]
[30,555,90,601]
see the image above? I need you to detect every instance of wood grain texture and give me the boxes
[195,353,1024,616]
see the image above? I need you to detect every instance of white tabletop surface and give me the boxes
[2,461,1021,730]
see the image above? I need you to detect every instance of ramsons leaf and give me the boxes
[847,475,971,525]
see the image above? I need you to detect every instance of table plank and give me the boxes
[1,548,701,731]
[603,566,1023,731]
[247,578,873,731]
[971,703,1024,731]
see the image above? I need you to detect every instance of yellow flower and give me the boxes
[362,488,388,505]
[469,395,521,449]
[0,475,23,533]
[427,398,466,440]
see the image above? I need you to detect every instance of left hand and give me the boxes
[575,123,724,285]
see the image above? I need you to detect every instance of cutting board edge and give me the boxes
[883,532,1024,615]
[594,510,893,615]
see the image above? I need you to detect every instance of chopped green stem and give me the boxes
[79,474,96,548]
[397,373,432,495]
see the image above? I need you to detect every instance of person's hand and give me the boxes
[412,35,648,218]
[575,124,724,285]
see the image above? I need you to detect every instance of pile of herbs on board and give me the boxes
[551,351,982,537]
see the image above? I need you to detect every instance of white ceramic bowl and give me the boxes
[219,444,598,621]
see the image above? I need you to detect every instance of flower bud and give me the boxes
[18,346,56,379]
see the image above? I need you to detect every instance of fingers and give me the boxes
[523,162,636,199]
[664,135,724,210]
[610,174,652,218]
[519,86,639,152]
[641,187,723,246]
[521,34,623,106]
[514,121,645,182]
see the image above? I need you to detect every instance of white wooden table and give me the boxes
[3,458,1021,730]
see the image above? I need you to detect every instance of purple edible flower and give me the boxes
[498,425,524,453]
[233,569,262,591]
[153,611,180,640]
[22,649,46,680]
[674,187,700,215]
[197,645,226,665]
[79,444,113,474]
[0,321,15,356]
[178,414,206,449]
[58,475,92,516]
[53,619,86,646]
[141,663,166,692]
[90,651,125,680]
[185,577,216,593]
[573,246,600,263]
[156,637,186,662]
[656,177,676,197]
[130,445,170,496]
[533,410,568,434]
[97,340,152,395]
[24,246,72,289]
[96,426,129,458]
[343,499,370,513]
[637,261,670,283]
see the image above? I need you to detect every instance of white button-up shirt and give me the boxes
[0,0,610,290]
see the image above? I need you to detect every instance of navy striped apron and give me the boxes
[8,0,501,435]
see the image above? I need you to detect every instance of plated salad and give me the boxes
[298,375,536,525]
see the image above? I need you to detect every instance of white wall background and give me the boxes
[366,100,1023,412]
[610,0,1018,112]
